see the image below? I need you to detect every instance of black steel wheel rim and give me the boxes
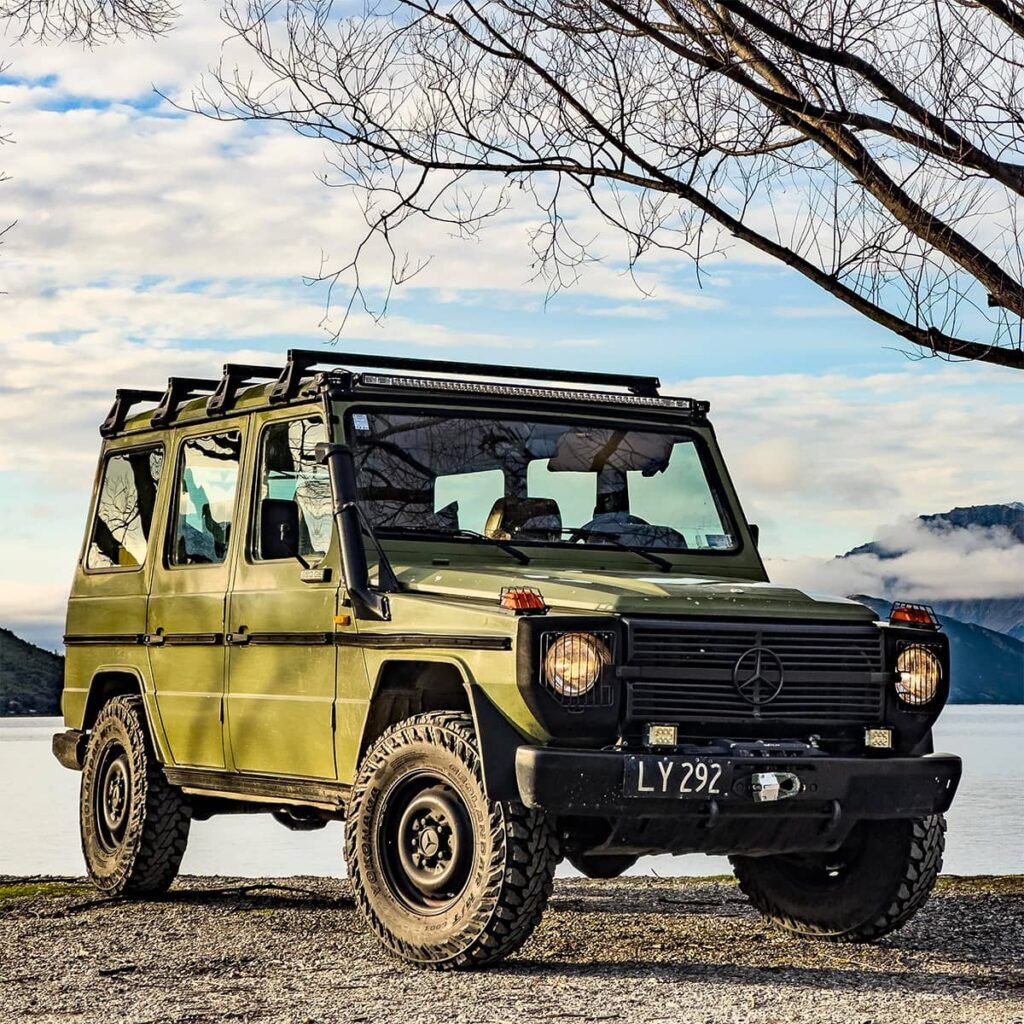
[93,741,132,853]
[377,770,474,915]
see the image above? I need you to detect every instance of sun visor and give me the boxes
[546,428,675,474]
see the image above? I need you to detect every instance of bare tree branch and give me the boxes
[189,0,1024,368]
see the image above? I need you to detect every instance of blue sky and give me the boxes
[1,11,1021,648]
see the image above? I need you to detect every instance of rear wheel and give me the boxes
[345,711,558,969]
[80,695,191,896]
[566,850,638,879]
[731,814,945,942]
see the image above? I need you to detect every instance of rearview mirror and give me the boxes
[260,498,300,560]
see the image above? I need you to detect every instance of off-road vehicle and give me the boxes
[54,350,961,968]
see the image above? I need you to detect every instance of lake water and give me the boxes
[1,707,1021,878]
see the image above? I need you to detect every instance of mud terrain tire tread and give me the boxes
[80,695,191,896]
[345,711,558,970]
[731,814,945,942]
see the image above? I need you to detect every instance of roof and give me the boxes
[102,348,709,438]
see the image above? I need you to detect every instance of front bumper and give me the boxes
[516,746,962,855]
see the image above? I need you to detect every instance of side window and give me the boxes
[169,431,243,566]
[254,418,331,560]
[86,447,164,570]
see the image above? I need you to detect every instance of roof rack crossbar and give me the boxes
[207,364,282,417]
[151,377,221,428]
[100,389,166,438]
[269,348,661,404]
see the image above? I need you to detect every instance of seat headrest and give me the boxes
[484,497,562,542]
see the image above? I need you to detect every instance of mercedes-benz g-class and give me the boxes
[53,350,961,968]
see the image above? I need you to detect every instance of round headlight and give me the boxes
[895,645,942,705]
[543,632,611,698]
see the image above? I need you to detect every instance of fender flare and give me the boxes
[464,683,529,803]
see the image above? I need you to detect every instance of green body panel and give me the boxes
[64,377,885,798]
[225,533,342,780]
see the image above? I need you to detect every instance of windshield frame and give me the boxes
[341,403,748,560]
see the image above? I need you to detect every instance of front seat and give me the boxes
[484,497,563,542]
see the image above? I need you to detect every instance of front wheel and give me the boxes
[730,814,945,942]
[80,695,191,896]
[345,711,558,969]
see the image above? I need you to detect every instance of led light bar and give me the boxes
[357,373,708,412]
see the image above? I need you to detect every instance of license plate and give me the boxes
[623,755,732,799]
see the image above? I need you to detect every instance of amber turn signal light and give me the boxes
[889,602,939,629]
[500,586,547,614]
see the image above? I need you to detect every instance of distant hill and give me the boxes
[853,597,1024,705]
[842,502,1024,640]
[0,629,64,716]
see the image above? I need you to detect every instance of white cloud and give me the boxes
[673,367,1024,560]
[768,519,1024,601]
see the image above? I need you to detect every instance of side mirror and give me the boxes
[749,523,760,549]
[260,498,301,560]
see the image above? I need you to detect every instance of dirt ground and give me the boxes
[1,874,1021,1024]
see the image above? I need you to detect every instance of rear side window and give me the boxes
[253,418,331,560]
[169,431,243,566]
[87,447,164,570]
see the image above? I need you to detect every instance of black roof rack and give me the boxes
[151,377,220,428]
[206,364,282,417]
[100,389,165,438]
[269,349,662,405]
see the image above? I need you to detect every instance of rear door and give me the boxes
[147,423,246,769]
[224,412,339,779]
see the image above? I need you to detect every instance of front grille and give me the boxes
[624,620,885,724]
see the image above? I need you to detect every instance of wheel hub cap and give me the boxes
[388,783,472,906]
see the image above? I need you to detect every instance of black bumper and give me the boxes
[516,747,961,855]
[52,730,87,771]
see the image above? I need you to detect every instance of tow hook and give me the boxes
[750,771,802,803]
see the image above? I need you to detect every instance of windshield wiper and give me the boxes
[450,529,531,565]
[586,536,673,573]
[387,526,531,565]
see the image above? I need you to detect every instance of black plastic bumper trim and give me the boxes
[515,747,962,822]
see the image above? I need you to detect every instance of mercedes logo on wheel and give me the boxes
[732,646,785,706]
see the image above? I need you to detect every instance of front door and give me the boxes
[147,426,246,769]
[224,414,339,779]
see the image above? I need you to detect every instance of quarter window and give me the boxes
[86,447,164,570]
[254,418,331,560]
[169,431,243,566]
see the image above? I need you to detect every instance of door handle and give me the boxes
[143,631,165,646]
[226,630,250,646]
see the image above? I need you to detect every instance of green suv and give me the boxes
[53,350,961,968]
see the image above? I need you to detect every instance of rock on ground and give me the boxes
[1,875,1021,1024]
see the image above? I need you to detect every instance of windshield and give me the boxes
[347,409,737,553]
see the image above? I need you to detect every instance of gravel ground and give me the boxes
[1,874,1021,1024]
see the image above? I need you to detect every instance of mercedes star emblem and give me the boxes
[732,646,785,706]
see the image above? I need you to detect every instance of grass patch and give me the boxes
[0,880,90,903]
[936,874,1024,895]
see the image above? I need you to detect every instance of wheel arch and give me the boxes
[358,658,525,801]
[81,668,170,763]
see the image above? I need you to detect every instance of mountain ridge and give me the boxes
[0,628,63,716]
[841,501,1024,640]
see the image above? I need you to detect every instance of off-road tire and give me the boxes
[731,814,945,942]
[80,695,191,896]
[566,850,638,879]
[345,711,558,970]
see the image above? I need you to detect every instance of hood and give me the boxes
[395,563,876,622]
